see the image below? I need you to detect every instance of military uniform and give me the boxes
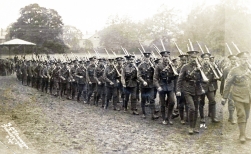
[20,61,28,86]
[176,51,205,134]
[199,53,219,123]
[76,61,87,102]
[93,59,106,106]
[103,58,120,110]
[222,52,251,143]
[153,51,177,125]
[86,57,97,104]
[220,55,238,124]
[176,54,189,124]
[121,55,139,114]
[51,63,61,96]
[138,52,159,119]
[59,62,71,98]
[70,61,79,100]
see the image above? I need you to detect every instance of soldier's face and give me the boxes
[230,59,237,65]
[144,57,150,63]
[162,56,169,62]
[129,59,134,63]
[203,58,210,64]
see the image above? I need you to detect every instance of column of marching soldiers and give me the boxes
[13,41,250,137]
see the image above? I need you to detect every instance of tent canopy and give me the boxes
[0,38,36,46]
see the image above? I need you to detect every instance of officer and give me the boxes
[121,55,139,115]
[94,58,106,106]
[103,58,120,110]
[199,53,220,123]
[153,51,177,125]
[222,52,251,143]
[86,57,97,105]
[220,55,238,124]
[176,51,205,134]
[138,52,159,120]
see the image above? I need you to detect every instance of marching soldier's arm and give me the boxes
[103,67,112,83]
[220,68,228,95]
[153,65,160,89]
[121,68,126,87]
[75,68,82,78]
[222,69,235,99]
[137,64,146,83]
[59,68,65,80]
[176,65,186,93]
[94,68,100,83]
[86,66,91,83]
[39,68,44,78]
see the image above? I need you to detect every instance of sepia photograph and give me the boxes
[0,0,251,153]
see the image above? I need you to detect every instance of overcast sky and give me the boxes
[0,0,222,34]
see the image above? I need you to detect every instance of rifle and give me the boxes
[196,41,204,54]
[225,43,233,55]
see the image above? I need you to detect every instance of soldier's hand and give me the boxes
[98,81,101,85]
[116,79,119,83]
[62,77,66,80]
[122,84,126,87]
[79,76,83,79]
[157,87,162,92]
[89,82,92,84]
[143,81,148,86]
[110,82,114,85]
[221,98,227,106]
[176,92,181,96]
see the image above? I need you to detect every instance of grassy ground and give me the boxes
[0,75,251,154]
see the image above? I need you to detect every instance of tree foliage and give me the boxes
[62,25,83,50]
[7,3,67,53]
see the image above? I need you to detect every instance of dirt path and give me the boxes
[0,75,250,154]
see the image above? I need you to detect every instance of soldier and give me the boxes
[199,53,220,123]
[94,58,106,106]
[115,57,125,107]
[41,61,50,93]
[51,61,61,97]
[34,61,42,90]
[220,55,238,124]
[153,51,177,125]
[176,51,205,134]
[75,61,87,103]
[176,54,189,124]
[20,60,28,86]
[138,52,159,120]
[27,60,33,86]
[31,60,38,88]
[48,61,56,95]
[86,57,97,105]
[121,55,139,115]
[59,61,71,99]
[222,52,251,143]
[103,58,120,110]
[70,60,79,100]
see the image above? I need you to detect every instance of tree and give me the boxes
[177,0,251,56]
[8,3,67,53]
[99,16,140,54]
[62,25,83,50]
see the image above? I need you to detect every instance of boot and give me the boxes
[188,111,194,134]
[161,106,166,121]
[167,106,174,125]
[239,123,246,143]
[228,110,236,124]
[210,103,220,123]
[193,111,199,133]
[151,106,159,120]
